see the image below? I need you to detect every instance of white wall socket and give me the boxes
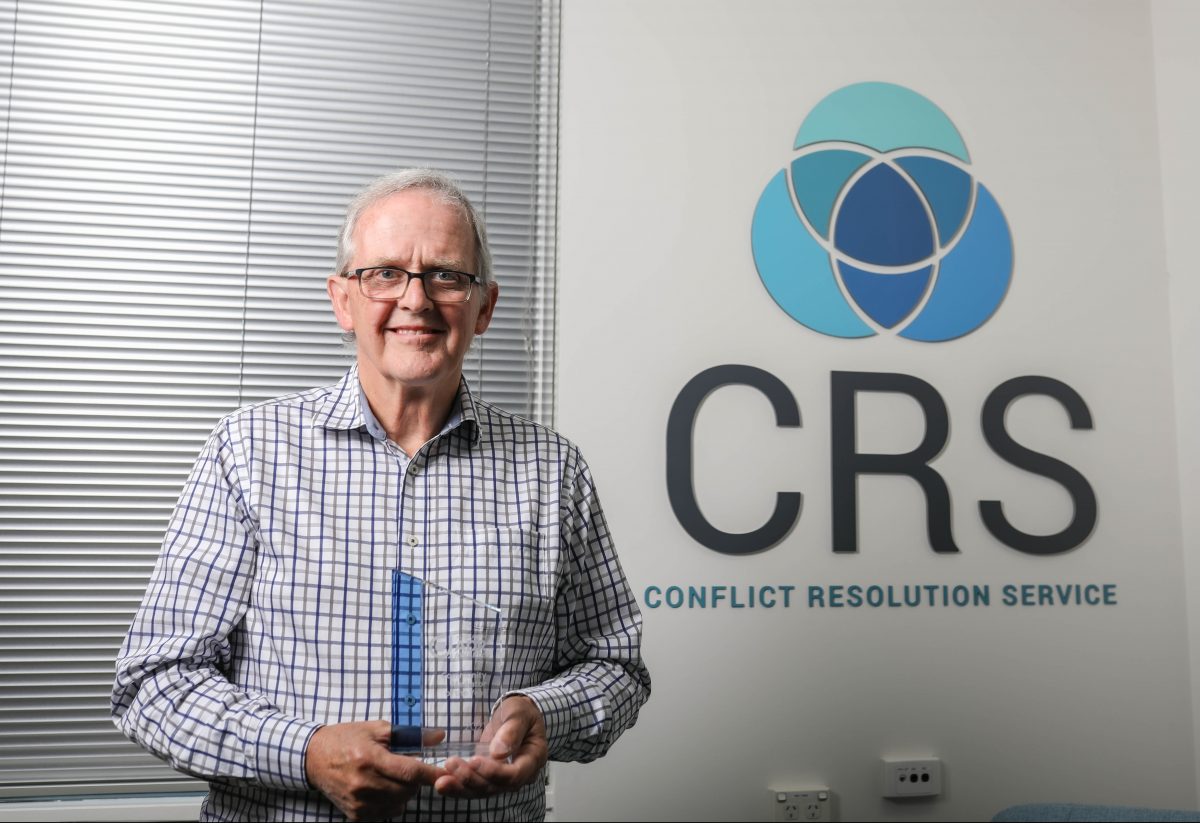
[771,789,832,822]
[882,758,942,798]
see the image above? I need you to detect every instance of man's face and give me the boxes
[327,189,497,395]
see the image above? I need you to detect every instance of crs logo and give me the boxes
[751,82,1013,341]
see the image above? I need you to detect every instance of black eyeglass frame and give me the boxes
[340,266,481,304]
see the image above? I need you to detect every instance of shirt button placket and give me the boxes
[402,455,424,572]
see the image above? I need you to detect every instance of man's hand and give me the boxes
[434,695,549,799]
[305,721,447,821]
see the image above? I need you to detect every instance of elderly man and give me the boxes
[112,169,650,821]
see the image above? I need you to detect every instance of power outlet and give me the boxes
[882,757,942,798]
[772,789,832,822]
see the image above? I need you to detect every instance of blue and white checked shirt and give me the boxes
[112,367,650,821]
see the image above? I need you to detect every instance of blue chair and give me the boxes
[994,803,1200,821]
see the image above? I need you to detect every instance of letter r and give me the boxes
[831,371,958,553]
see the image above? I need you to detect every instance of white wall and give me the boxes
[1154,0,1200,802]
[555,1,1198,820]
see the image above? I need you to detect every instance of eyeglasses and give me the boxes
[341,266,479,303]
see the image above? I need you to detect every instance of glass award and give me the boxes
[390,570,508,761]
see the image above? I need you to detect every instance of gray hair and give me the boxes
[334,168,493,287]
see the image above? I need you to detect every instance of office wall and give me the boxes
[554,1,1199,820]
[1156,0,1200,807]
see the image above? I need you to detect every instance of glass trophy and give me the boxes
[390,570,509,762]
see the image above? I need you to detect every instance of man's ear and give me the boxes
[327,275,355,332]
[475,281,500,335]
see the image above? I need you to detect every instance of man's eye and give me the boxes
[360,271,403,286]
[429,270,459,283]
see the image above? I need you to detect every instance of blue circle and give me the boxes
[834,164,934,266]
[751,83,1013,342]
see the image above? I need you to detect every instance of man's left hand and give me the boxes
[434,695,548,798]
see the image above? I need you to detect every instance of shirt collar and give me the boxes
[312,365,480,445]
[310,366,364,431]
[453,376,482,445]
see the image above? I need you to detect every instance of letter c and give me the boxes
[666,365,802,554]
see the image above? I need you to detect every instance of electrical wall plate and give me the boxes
[882,757,942,798]
[771,788,832,822]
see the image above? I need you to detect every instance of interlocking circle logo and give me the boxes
[751,82,1013,341]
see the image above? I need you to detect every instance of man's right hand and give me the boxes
[305,721,447,821]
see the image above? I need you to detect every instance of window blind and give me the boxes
[0,0,558,796]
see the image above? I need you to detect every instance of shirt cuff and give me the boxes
[253,713,323,791]
[504,683,600,761]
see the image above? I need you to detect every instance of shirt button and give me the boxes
[410,464,420,475]
[405,695,418,707]
[405,612,418,626]
[406,536,419,547]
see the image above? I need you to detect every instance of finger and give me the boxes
[368,719,396,744]
[434,756,495,798]
[374,752,449,788]
[487,713,531,760]
[434,771,472,797]
[434,751,542,798]
[469,753,534,788]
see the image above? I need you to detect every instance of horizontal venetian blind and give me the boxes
[0,0,557,796]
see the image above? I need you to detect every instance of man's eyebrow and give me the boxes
[365,258,468,271]
[424,258,469,271]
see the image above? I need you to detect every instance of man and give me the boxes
[112,169,650,821]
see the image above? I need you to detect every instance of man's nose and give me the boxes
[395,274,433,309]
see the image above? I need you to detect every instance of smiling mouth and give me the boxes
[387,327,443,335]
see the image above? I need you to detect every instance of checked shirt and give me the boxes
[112,367,650,821]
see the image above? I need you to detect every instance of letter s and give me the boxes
[979,376,1097,555]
